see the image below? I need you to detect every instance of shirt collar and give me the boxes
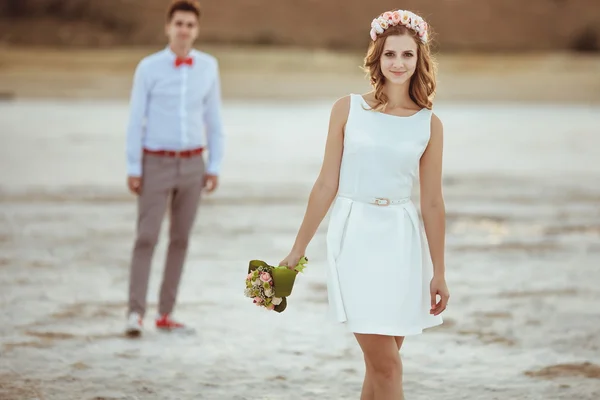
[164,46,194,61]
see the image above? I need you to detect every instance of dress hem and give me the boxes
[342,319,444,337]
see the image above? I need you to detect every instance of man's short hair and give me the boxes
[167,0,201,21]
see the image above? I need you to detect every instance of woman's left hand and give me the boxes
[430,276,449,316]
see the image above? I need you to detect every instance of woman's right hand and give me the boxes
[279,251,305,270]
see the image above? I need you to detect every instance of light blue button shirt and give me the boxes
[125,47,225,176]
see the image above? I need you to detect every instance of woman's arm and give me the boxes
[279,96,350,267]
[419,113,450,315]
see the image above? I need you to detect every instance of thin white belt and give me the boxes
[337,194,410,207]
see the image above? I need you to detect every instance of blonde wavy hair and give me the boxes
[363,23,437,111]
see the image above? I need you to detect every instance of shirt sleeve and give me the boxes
[203,61,225,176]
[125,60,149,177]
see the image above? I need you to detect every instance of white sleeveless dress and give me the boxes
[325,94,443,336]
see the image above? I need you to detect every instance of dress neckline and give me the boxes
[355,94,426,118]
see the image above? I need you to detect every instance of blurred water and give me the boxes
[0,100,598,192]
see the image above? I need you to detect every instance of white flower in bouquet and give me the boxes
[244,288,253,297]
[271,297,283,305]
[264,288,274,297]
[252,279,261,287]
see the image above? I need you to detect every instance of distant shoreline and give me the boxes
[0,46,599,103]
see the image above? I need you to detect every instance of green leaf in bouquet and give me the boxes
[293,256,309,273]
[248,260,272,274]
[273,297,287,313]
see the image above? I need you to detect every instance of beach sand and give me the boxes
[1,48,600,399]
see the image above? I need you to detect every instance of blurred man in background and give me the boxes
[124,0,224,336]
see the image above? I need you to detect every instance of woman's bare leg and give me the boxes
[357,334,405,400]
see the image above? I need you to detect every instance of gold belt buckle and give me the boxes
[373,197,390,206]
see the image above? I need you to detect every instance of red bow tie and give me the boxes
[175,57,193,67]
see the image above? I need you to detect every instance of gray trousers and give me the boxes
[128,152,205,317]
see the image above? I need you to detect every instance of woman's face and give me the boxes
[379,34,419,86]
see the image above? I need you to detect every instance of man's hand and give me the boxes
[127,176,142,195]
[204,174,219,193]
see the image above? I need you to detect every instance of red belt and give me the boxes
[143,147,203,158]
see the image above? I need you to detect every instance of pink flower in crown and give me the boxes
[382,11,394,21]
[370,28,377,41]
[370,9,428,43]
[259,272,272,282]
[418,22,428,39]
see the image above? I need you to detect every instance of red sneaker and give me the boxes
[155,314,187,331]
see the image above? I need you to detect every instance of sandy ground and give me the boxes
[1,48,600,399]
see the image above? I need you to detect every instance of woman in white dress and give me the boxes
[280,9,449,399]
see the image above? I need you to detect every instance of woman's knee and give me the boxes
[356,334,402,380]
[368,354,402,380]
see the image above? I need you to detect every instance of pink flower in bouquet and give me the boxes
[253,297,263,304]
[260,272,272,282]
[266,304,275,310]
[246,273,253,280]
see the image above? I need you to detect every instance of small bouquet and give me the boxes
[244,256,308,313]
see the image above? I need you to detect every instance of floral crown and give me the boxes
[370,10,429,44]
